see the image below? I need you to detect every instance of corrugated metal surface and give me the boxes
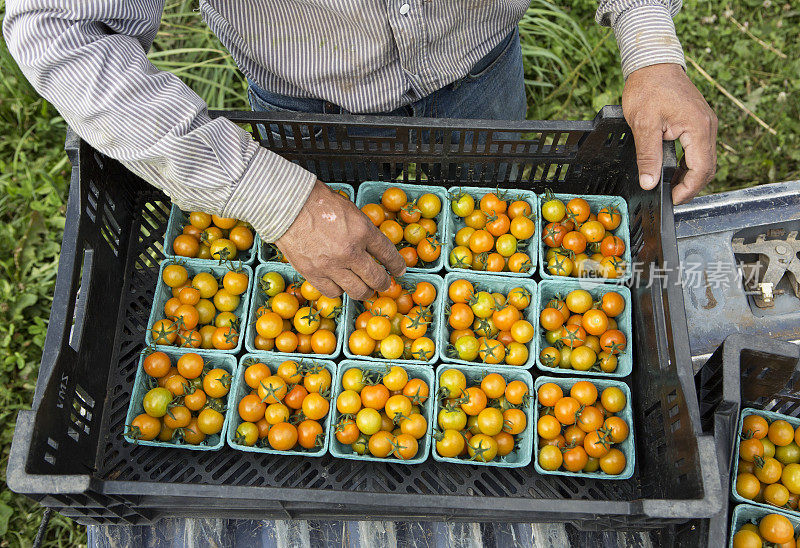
[87,519,655,547]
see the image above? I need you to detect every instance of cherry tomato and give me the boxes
[297,419,324,450]
[402,378,429,405]
[361,203,385,226]
[178,418,205,445]
[542,222,568,248]
[537,383,563,407]
[584,429,611,458]
[742,415,769,439]
[130,413,161,441]
[355,408,382,435]
[447,278,474,304]
[382,187,407,212]
[601,387,627,413]
[597,205,621,230]
[601,292,625,318]
[302,392,330,421]
[554,396,580,425]
[562,231,587,254]
[310,329,336,354]
[537,414,562,440]
[599,448,626,475]
[417,193,442,219]
[223,270,249,296]
[235,422,259,446]
[209,238,238,261]
[759,513,795,544]
[503,408,527,435]
[143,351,172,378]
[478,338,506,364]
[336,418,361,445]
[349,329,376,356]
[342,368,367,393]
[468,434,498,462]
[539,309,565,334]
[740,437,765,462]
[735,472,761,500]
[770,420,796,447]
[579,220,606,244]
[506,287,531,310]
[433,429,464,458]
[563,446,589,472]
[268,422,299,451]
[570,381,598,406]
[600,329,627,354]
[197,408,225,435]
[412,282,437,307]
[260,272,286,297]
[560,324,586,348]
[451,191,475,217]
[546,255,573,276]
[510,216,535,240]
[491,305,520,333]
[541,198,566,223]
[565,198,590,224]
[479,373,506,399]
[539,445,564,470]
[449,245,474,269]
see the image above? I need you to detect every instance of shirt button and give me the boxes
[399,3,410,15]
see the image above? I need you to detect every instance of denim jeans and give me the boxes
[247,27,526,125]
[247,28,526,182]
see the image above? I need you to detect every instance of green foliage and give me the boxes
[522,0,800,192]
[0,0,798,545]
[0,16,77,548]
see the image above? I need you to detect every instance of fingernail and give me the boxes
[640,174,656,190]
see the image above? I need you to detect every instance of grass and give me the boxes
[0,0,797,545]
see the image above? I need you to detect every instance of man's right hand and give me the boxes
[275,181,406,300]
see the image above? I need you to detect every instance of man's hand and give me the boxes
[622,63,717,204]
[275,181,406,300]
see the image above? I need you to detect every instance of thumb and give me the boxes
[630,119,664,191]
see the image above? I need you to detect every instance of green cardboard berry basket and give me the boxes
[124,347,236,450]
[145,258,253,354]
[730,408,800,517]
[537,192,631,282]
[535,279,633,378]
[443,186,538,278]
[355,181,449,272]
[226,353,335,457]
[438,271,537,370]
[243,262,346,360]
[431,363,534,467]
[533,375,635,480]
[259,183,355,263]
[728,503,800,547]
[328,359,434,464]
[342,272,444,365]
[163,204,258,265]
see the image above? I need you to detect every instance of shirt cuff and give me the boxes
[222,143,317,242]
[612,4,686,79]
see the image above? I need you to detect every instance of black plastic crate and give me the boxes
[694,333,800,546]
[7,107,722,529]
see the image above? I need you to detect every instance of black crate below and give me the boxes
[695,333,800,546]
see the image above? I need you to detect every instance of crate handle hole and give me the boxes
[68,246,94,352]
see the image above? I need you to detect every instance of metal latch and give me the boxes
[732,229,800,307]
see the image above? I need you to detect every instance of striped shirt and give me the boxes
[4,1,685,242]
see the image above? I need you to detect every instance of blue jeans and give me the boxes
[247,27,526,124]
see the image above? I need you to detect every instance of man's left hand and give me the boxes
[622,63,717,204]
